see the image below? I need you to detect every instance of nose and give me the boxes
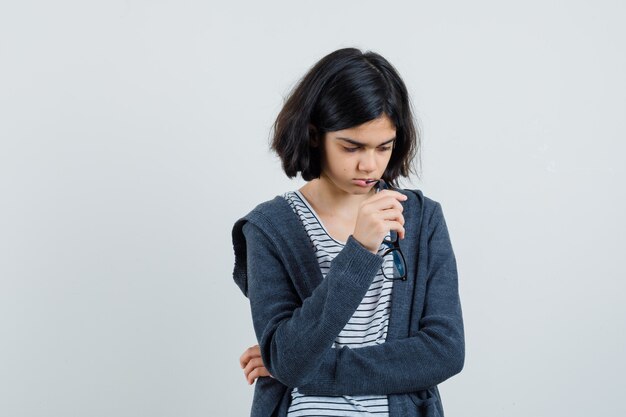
[358,150,377,174]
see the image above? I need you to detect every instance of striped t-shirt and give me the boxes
[283,190,394,417]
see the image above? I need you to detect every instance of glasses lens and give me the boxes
[382,248,406,280]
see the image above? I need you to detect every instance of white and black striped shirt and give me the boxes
[283,190,394,417]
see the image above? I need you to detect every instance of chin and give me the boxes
[347,185,374,195]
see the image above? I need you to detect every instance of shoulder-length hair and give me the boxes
[271,47,420,188]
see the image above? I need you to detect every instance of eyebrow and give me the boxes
[335,137,396,147]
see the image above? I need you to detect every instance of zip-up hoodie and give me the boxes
[231,189,464,417]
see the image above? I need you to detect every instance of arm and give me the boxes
[298,202,465,396]
[243,221,384,388]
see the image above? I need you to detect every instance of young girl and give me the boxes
[232,48,464,417]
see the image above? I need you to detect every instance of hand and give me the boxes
[352,190,407,254]
[239,344,272,385]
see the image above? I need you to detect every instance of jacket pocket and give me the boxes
[408,388,440,417]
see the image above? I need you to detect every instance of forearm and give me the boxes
[298,316,464,395]
[244,223,384,388]
[300,201,464,396]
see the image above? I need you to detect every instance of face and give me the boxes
[318,114,397,195]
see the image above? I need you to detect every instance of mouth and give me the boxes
[353,178,380,187]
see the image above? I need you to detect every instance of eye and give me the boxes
[378,146,392,152]
[343,147,360,153]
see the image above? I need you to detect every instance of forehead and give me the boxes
[328,115,396,144]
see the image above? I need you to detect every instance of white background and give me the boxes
[1,1,625,416]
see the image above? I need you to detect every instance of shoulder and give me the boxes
[397,189,454,244]
[232,193,307,252]
[232,196,290,243]
[248,195,293,221]
[398,188,444,220]
[231,195,295,296]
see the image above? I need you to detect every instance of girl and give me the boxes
[232,48,464,417]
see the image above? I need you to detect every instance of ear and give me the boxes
[308,124,319,147]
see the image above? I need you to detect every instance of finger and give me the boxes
[378,209,405,226]
[239,345,260,369]
[239,347,253,368]
[363,189,407,206]
[254,366,271,378]
[363,198,404,217]
[243,357,264,379]
[247,368,258,385]
[375,189,408,202]
[247,366,272,385]
[247,368,262,385]
[385,220,406,240]
[373,194,405,209]
[378,200,405,214]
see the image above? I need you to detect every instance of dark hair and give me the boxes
[271,48,420,187]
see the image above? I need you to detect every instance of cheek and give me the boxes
[322,152,341,174]
[379,153,393,170]
[377,152,390,162]
[327,151,348,171]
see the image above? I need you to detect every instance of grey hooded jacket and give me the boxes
[231,189,464,417]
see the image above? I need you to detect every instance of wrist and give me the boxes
[351,235,379,255]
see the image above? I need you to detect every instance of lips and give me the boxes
[353,178,378,187]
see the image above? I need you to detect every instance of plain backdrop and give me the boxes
[1,1,625,416]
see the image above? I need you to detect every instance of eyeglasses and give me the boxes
[376,180,407,281]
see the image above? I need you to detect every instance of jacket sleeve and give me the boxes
[243,221,384,388]
[298,202,465,396]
